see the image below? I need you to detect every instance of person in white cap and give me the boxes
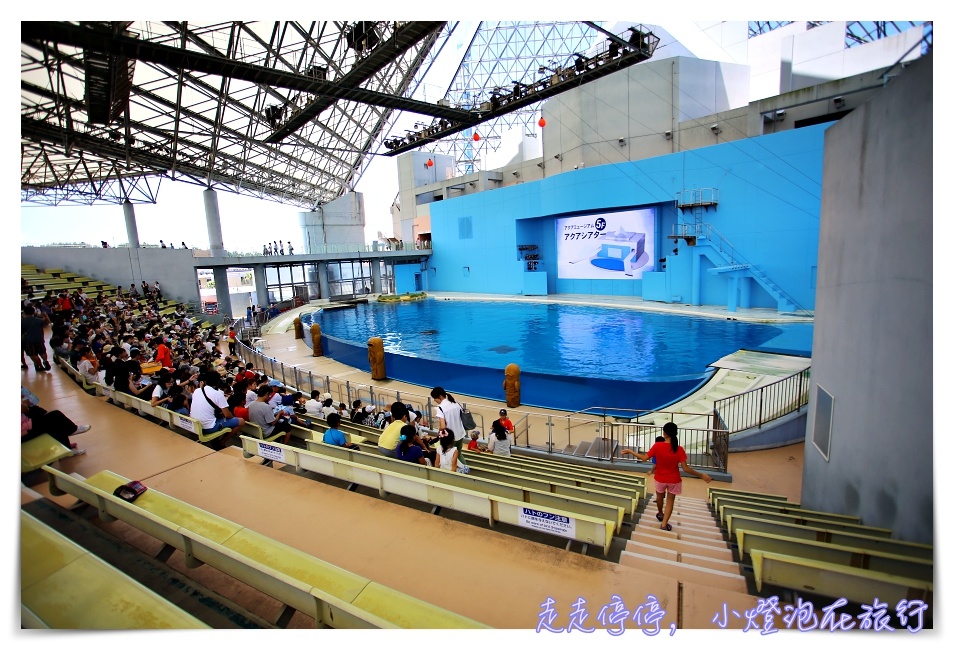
[354,404,375,426]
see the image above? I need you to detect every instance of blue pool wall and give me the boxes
[427,125,828,310]
[316,333,710,414]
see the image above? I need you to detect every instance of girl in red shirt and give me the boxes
[621,422,711,531]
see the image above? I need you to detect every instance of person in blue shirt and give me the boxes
[322,413,359,450]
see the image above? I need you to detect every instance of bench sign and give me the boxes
[258,442,286,463]
[175,415,194,433]
[518,507,576,538]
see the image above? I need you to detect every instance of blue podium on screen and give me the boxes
[589,233,646,275]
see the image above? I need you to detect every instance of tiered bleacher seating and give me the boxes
[42,466,487,629]
[21,510,209,629]
[21,434,74,473]
[242,435,619,554]
[708,487,934,609]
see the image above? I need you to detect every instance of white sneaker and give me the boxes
[75,425,92,434]
[71,449,87,456]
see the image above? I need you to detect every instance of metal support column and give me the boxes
[212,267,231,318]
[123,200,143,287]
[203,188,225,257]
[371,258,382,294]
[253,265,269,308]
[317,261,330,300]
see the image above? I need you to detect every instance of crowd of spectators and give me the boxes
[21,274,501,464]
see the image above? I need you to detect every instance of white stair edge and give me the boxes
[628,534,734,557]
[620,551,747,582]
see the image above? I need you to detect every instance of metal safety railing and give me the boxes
[233,334,732,472]
[232,336,812,474]
[713,367,811,434]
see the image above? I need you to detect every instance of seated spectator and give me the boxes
[466,431,484,453]
[395,424,429,465]
[234,363,255,383]
[434,428,469,473]
[76,348,102,386]
[497,409,515,432]
[21,389,90,456]
[164,385,190,415]
[190,372,244,446]
[231,399,249,422]
[320,398,337,419]
[248,385,293,445]
[305,390,322,418]
[116,363,151,399]
[149,374,176,409]
[376,402,408,458]
[321,413,359,450]
[337,402,350,419]
[487,420,514,457]
[352,403,374,425]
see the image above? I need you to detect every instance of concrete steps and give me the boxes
[618,496,751,595]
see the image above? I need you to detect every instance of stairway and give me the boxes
[674,220,811,316]
[619,496,767,602]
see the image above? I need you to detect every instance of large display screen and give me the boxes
[555,208,655,280]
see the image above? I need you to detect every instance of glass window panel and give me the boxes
[341,263,354,280]
[328,263,341,281]
[265,266,279,284]
[291,264,304,283]
[307,281,320,300]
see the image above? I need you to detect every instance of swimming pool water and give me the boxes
[307,300,809,381]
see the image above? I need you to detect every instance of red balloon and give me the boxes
[538,117,546,128]
[473,132,481,142]
[426,158,434,167]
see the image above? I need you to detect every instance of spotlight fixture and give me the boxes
[672,247,679,255]
[554,153,562,161]
[775,109,786,121]
[833,96,845,108]
[709,124,721,135]
[618,138,626,146]
[512,171,520,178]
[536,161,545,169]
[664,130,672,140]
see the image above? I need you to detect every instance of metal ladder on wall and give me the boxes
[671,189,813,316]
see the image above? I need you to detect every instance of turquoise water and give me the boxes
[305,300,812,381]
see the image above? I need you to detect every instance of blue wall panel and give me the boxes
[393,263,419,294]
[428,125,827,309]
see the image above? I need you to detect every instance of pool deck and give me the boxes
[420,292,815,324]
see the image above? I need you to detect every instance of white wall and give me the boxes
[801,53,932,543]
[21,246,201,304]
[299,192,366,251]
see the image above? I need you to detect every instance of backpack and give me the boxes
[460,406,477,431]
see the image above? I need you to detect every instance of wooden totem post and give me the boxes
[310,324,323,357]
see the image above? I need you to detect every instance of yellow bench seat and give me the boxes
[20,511,208,629]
